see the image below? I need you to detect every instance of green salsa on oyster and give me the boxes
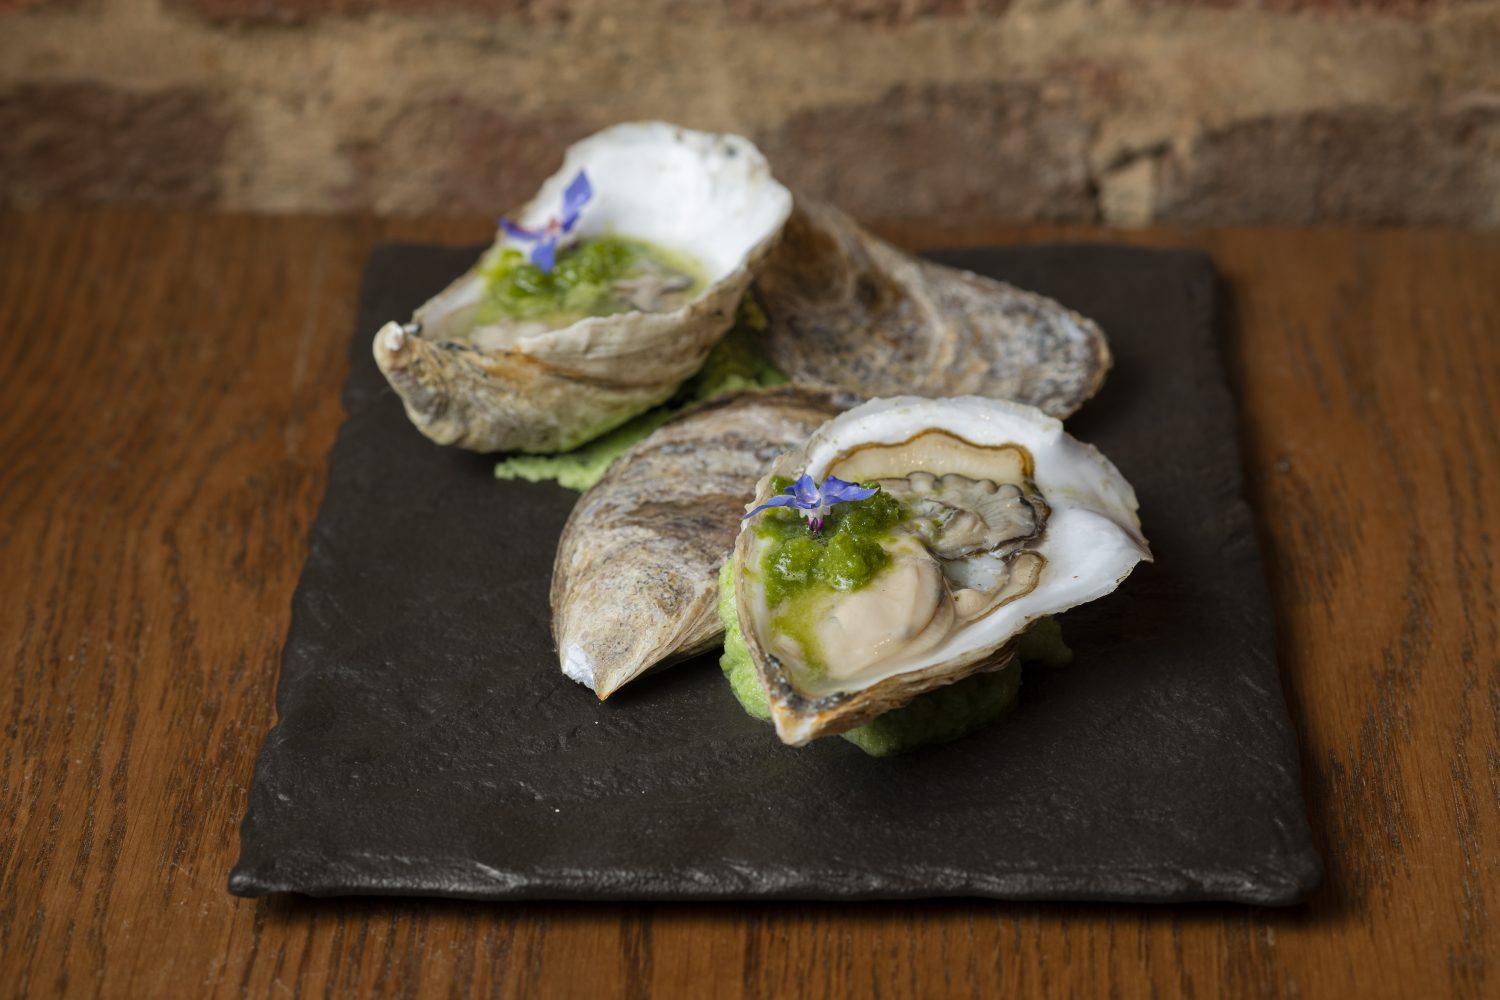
[750,478,905,673]
[741,444,1052,704]
[717,559,1071,756]
[755,476,903,599]
[723,392,1153,751]
[474,236,707,331]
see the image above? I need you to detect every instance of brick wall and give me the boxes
[2,0,1497,226]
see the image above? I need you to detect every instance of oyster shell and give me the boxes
[732,396,1150,745]
[755,202,1111,418]
[374,122,793,453]
[552,385,860,699]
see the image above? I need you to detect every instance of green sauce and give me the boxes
[474,235,705,327]
[750,481,906,672]
[752,481,904,608]
[716,560,1034,757]
[839,664,1023,757]
[677,297,785,400]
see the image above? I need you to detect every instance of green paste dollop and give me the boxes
[716,560,1066,757]
[494,297,786,491]
[750,481,905,673]
[474,236,704,327]
[752,479,904,608]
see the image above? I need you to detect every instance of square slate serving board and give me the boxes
[229,243,1322,904]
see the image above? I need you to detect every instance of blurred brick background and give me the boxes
[2,0,1498,225]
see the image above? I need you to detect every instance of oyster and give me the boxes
[374,122,793,453]
[732,396,1150,745]
[755,202,1111,419]
[552,385,860,699]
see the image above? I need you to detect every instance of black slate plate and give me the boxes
[229,244,1322,904]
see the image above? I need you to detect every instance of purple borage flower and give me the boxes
[743,474,879,533]
[499,169,593,273]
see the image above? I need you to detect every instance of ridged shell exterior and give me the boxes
[374,123,793,453]
[755,201,1112,419]
[552,386,861,698]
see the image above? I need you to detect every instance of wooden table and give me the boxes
[2,209,1496,998]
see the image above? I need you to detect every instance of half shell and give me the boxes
[374,122,793,453]
[755,201,1111,418]
[732,396,1150,745]
[552,385,860,698]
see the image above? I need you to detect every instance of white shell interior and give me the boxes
[745,396,1152,697]
[507,121,792,283]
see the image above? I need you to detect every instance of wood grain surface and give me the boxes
[1,209,1496,998]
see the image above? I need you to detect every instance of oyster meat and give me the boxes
[374,122,792,453]
[755,201,1111,419]
[732,395,1150,745]
[552,385,860,699]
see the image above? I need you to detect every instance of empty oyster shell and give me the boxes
[552,385,861,699]
[374,122,793,453]
[732,396,1150,745]
[755,202,1111,418]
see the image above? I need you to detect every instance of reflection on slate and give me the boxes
[229,243,1322,904]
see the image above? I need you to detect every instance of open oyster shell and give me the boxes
[755,202,1111,419]
[374,123,793,453]
[552,385,861,699]
[732,396,1150,746]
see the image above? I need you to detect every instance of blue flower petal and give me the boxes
[742,494,799,520]
[790,474,821,506]
[741,473,879,527]
[821,476,878,503]
[561,170,592,221]
[530,238,558,273]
